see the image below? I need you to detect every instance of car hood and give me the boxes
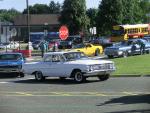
[106,45,131,50]
[67,59,114,65]
[0,60,23,66]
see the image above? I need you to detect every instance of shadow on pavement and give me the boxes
[13,78,103,85]
[97,94,150,106]
[0,73,18,79]
[104,109,150,113]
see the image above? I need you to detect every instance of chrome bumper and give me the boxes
[83,69,115,77]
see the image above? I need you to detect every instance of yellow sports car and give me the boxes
[72,43,103,56]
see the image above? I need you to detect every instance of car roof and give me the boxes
[44,51,81,56]
[0,52,23,55]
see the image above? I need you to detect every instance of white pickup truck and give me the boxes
[22,51,115,83]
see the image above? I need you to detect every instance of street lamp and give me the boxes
[0,0,3,43]
[0,18,1,43]
[26,0,31,49]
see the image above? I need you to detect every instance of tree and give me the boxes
[59,0,89,35]
[23,4,50,14]
[23,1,61,14]
[96,0,123,35]
[86,8,98,27]
[139,0,150,23]
[0,9,20,22]
[49,1,61,14]
[122,0,142,24]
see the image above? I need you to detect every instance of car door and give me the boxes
[43,54,66,77]
[84,44,93,56]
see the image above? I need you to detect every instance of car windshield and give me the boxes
[64,52,87,61]
[0,54,22,61]
[73,43,85,49]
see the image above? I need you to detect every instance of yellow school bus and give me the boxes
[111,24,150,42]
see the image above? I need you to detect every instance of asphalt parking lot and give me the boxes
[0,76,150,113]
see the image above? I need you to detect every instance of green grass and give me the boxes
[111,54,150,76]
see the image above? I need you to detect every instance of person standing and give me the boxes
[39,41,46,58]
[138,40,145,55]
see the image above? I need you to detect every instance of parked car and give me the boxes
[0,42,19,49]
[71,43,103,56]
[22,51,115,83]
[58,40,72,49]
[90,37,113,48]
[0,53,25,77]
[104,39,150,58]
[143,36,150,43]
[32,40,42,50]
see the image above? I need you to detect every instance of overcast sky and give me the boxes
[0,0,101,12]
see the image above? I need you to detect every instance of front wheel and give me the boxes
[95,49,100,56]
[98,74,110,81]
[72,70,86,83]
[122,51,128,58]
[35,71,45,81]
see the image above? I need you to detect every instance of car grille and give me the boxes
[0,65,19,69]
[92,63,114,70]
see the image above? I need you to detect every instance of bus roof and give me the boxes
[119,24,149,29]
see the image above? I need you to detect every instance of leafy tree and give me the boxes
[23,1,61,14]
[96,0,123,35]
[23,4,49,14]
[0,9,20,22]
[122,0,142,24]
[86,8,98,27]
[59,0,89,35]
[139,0,150,23]
[49,1,61,13]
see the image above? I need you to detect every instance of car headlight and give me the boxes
[87,65,94,71]
[18,65,22,69]
[118,51,123,55]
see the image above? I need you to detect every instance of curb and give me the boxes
[111,74,150,77]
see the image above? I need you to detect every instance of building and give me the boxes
[13,14,61,42]
[0,21,13,43]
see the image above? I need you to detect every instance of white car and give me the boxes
[0,42,19,49]
[22,51,116,83]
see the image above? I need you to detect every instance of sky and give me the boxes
[0,0,101,12]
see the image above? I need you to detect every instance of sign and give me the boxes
[89,27,97,35]
[59,25,69,40]
[11,28,17,37]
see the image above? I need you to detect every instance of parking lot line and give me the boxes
[15,92,33,96]
[122,91,138,95]
[0,91,149,97]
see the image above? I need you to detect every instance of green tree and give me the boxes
[49,1,61,13]
[139,0,150,23]
[86,8,98,27]
[23,1,61,14]
[23,4,50,14]
[59,0,89,35]
[0,9,20,22]
[122,0,142,24]
[96,0,123,35]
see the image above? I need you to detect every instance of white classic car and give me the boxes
[22,51,116,83]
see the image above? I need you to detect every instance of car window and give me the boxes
[0,54,22,60]
[44,55,64,62]
[44,55,52,62]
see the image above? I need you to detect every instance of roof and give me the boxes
[120,24,149,29]
[13,14,60,25]
[0,52,23,55]
[44,51,80,55]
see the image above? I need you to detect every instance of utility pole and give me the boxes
[26,0,31,47]
[0,18,1,43]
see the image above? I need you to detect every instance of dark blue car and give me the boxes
[104,39,150,58]
[0,53,25,77]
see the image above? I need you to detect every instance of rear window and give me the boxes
[0,54,22,60]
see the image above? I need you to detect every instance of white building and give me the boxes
[0,21,12,43]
